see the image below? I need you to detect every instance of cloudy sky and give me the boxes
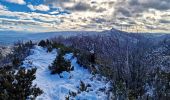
[0,0,170,33]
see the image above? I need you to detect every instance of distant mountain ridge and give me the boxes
[0,29,169,45]
[0,31,98,45]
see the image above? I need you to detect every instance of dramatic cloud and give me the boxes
[0,4,7,10]
[44,0,115,12]
[5,0,26,5]
[27,4,50,11]
[114,0,170,17]
[0,0,170,33]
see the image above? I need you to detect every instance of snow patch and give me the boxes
[23,46,110,100]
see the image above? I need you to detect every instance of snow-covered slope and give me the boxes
[22,46,111,100]
[0,46,12,57]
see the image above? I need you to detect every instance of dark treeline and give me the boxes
[0,41,42,100]
[47,32,170,100]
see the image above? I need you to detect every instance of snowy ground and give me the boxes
[23,46,111,100]
[0,46,12,57]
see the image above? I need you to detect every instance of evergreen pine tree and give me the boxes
[49,53,72,74]
[38,40,46,47]
[0,66,42,100]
